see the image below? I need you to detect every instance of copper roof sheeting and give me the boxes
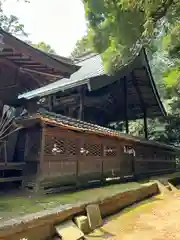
[16,109,178,151]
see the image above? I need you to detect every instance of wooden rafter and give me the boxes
[0,29,79,76]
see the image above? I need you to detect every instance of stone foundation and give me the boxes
[0,183,159,240]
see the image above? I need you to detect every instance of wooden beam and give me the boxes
[0,29,77,75]
[143,107,148,139]
[78,87,85,120]
[22,65,48,69]
[20,68,61,78]
[38,124,45,190]
[0,58,18,69]
[7,56,30,60]
[123,77,129,134]
[17,64,45,68]
[48,95,54,111]
[22,69,45,86]
[0,52,21,57]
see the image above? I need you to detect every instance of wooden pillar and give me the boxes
[123,77,129,134]
[143,108,148,139]
[35,123,45,193]
[48,95,54,112]
[78,87,85,121]
[131,72,148,139]
[64,107,69,116]
[26,100,38,114]
[0,100,3,118]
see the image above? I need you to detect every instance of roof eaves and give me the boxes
[142,48,167,117]
[18,109,178,151]
[18,55,105,100]
[0,28,80,76]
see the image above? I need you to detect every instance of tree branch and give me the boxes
[151,0,175,23]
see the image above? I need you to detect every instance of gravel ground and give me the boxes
[87,192,180,240]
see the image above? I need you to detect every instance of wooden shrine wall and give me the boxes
[35,126,177,186]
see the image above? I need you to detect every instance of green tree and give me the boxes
[32,41,55,54]
[0,14,27,36]
[82,0,180,145]
[83,0,179,73]
[71,35,93,58]
[0,0,29,36]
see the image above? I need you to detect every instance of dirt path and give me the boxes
[87,192,180,240]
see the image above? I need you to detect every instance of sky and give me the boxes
[2,0,87,57]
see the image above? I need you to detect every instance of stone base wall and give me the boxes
[0,183,159,240]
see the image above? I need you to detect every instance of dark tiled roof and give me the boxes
[18,108,178,151]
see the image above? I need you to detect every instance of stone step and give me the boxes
[55,220,84,240]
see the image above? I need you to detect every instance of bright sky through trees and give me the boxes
[2,0,87,56]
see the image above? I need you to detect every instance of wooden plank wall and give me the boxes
[38,126,176,187]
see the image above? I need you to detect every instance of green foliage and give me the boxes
[71,35,93,58]
[0,14,27,36]
[81,0,180,146]
[0,0,29,36]
[163,23,180,59]
[84,0,147,72]
[129,118,170,142]
[32,41,55,54]
[164,66,180,87]
[83,0,179,73]
[0,1,55,56]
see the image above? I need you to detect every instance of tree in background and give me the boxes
[82,0,179,73]
[0,1,55,54]
[71,35,93,58]
[74,0,180,145]
[32,41,56,54]
[0,14,27,36]
[0,0,29,36]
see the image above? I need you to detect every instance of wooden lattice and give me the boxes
[104,145,117,157]
[67,139,77,156]
[39,126,177,189]
[53,138,66,154]
[82,143,102,157]
[0,141,6,162]
[44,136,66,155]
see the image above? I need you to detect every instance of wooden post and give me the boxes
[36,123,45,192]
[78,87,85,120]
[123,77,129,134]
[143,108,148,139]
[48,95,54,112]
[131,72,148,139]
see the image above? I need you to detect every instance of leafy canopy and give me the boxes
[71,35,92,58]
[83,0,179,73]
[32,42,56,54]
[0,14,27,36]
[0,1,55,55]
[0,0,30,36]
[74,0,180,145]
